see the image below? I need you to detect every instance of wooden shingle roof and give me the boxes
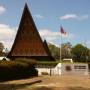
[7,4,55,61]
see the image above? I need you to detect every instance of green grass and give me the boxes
[37,60,88,64]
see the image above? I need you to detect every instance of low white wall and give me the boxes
[36,68,51,75]
[37,63,89,75]
[60,63,89,75]
[52,63,62,75]
[0,57,9,61]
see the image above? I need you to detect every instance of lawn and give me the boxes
[1,75,90,90]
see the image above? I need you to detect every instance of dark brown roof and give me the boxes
[7,4,54,61]
[43,40,52,56]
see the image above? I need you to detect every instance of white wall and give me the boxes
[0,57,9,61]
[60,63,89,75]
[36,68,51,75]
[37,63,89,75]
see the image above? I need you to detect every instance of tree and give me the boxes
[61,42,72,59]
[48,43,60,59]
[0,42,4,52]
[4,48,9,56]
[48,42,72,60]
[87,49,90,62]
[0,43,9,56]
[71,44,89,62]
[0,42,4,56]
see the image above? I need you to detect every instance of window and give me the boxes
[74,65,86,69]
[65,66,72,71]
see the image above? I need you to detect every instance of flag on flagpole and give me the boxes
[60,26,67,62]
[60,27,67,35]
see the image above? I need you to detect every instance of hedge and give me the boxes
[0,60,38,81]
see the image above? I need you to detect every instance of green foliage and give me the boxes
[61,42,72,59]
[37,61,59,64]
[48,42,90,62]
[0,42,4,56]
[48,43,60,59]
[48,42,72,60]
[0,60,38,81]
[71,44,89,62]
[15,59,37,66]
[0,42,4,52]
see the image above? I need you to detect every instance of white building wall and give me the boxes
[58,63,89,75]
[52,63,62,75]
[36,68,51,75]
[73,63,89,75]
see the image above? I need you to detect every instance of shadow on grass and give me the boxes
[0,80,42,90]
[0,85,90,90]
[0,76,37,82]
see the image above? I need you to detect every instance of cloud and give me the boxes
[39,29,59,41]
[39,29,75,48]
[78,15,89,20]
[0,5,6,15]
[39,29,72,42]
[34,14,44,19]
[60,14,77,20]
[0,24,17,50]
[82,41,90,48]
[0,24,75,51]
[48,42,59,47]
[39,29,61,47]
[60,14,89,21]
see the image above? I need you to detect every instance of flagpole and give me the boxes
[60,26,66,62]
[60,26,63,62]
[60,26,67,62]
[60,32,62,62]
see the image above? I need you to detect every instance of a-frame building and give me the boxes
[7,4,54,61]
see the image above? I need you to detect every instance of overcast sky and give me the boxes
[0,0,90,50]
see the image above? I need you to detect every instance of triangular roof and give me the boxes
[43,40,52,56]
[7,4,54,61]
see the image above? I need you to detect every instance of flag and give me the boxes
[60,27,66,35]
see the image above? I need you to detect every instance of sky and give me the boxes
[0,0,90,50]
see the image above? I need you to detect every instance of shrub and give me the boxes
[15,59,37,66]
[0,60,38,81]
